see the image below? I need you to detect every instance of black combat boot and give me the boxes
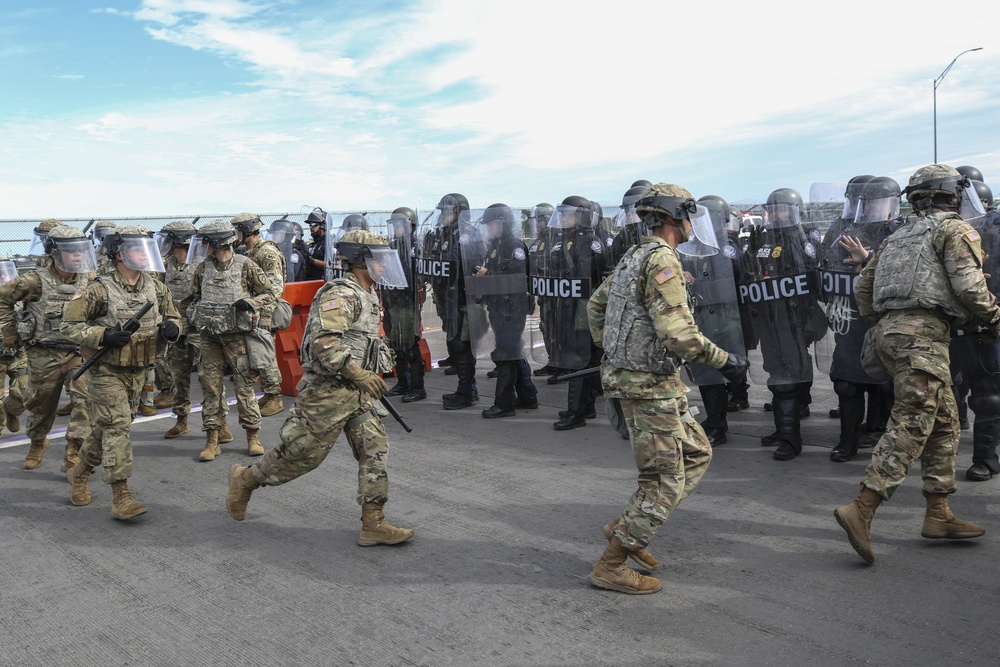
[967,418,1000,481]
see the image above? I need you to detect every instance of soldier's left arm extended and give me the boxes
[645,249,728,368]
[940,219,1000,325]
[62,282,111,349]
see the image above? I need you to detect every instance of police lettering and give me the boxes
[531,276,587,298]
[738,274,811,304]
[417,259,452,278]
[819,270,857,297]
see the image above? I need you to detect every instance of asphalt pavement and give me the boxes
[1,358,997,667]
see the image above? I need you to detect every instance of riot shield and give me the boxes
[381,213,423,353]
[416,206,485,342]
[678,205,747,386]
[736,207,821,386]
[462,205,532,362]
[529,202,608,370]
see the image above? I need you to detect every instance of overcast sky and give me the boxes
[2,0,999,218]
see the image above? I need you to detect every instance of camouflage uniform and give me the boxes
[0,263,93,470]
[244,236,286,397]
[180,253,274,434]
[589,236,729,549]
[63,270,179,483]
[855,210,1000,498]
[162,254,198,417]
[0,343,28,437]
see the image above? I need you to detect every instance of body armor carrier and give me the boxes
[603,242,680,374]
[872,212,972,322]
[17,268,90,346]
[164,255,196,307]
[83,274,161,367]
[188,255,255,335]
[301,277,392,378]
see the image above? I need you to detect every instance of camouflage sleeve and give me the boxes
[643,247,728,368]
[587,275,612,347]
[242,258,276,313]
[178,262,205,332]
[855,241,884,322]
[0,273,41,339]
[155,279,181,333]
[256,245,287,295]
[62,282,111,349]
[939,218,1000,325]
[308,285,363,375]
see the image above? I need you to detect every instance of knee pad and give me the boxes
[833,380,858,399]
[968,392,1000,420]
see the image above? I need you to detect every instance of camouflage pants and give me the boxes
[155,357,173,393]
[862,320,958,499]
[613,395,713,551]
[1,351,28,421]
[78,363,143,484]
[167,341,196,417]
[199,334,259,430]
[252,374,390,505]
[24,348,91,448]
[258,355,282,395]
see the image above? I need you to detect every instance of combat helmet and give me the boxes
[230,212,263,236]
[635,183,697,227]
[902,164,967,211]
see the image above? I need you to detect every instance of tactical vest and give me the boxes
[18,268,90,346]
[872,212,971,322]
[164,256,195,307]
[83,274,161,367]
[188,255,254,335]
[603,242,680,375]
[301,277,390,377]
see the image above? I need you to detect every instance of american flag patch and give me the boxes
[321,300,340,311]
[654,269,675,284]
[967,230,981,242]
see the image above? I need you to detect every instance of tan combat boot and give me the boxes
[921,491,986,539]
[138,403,157,417]
[56,400,73,416]
[257,393,284,417]
[23,438,49,470]
[4,405,19,433]
[218,422,234,444]
[358,502,414,546]
[199,429,221,462]
[60,439,82,473]
[834,485,883,563]
[226,465,261,520]
[164,414,190,439]
[111,479,147,520]
[153,390,173,410]
[589,535,662,594]
[246,428,265,456]
[67,460,96,506]
[602,518,661,571]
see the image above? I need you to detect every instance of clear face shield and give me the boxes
[548,204,587,229]
[529,208,552,237]
[761,202,801,228]
[118,236,166,273]
[676,206,721,257]
[960,181,988,221]
[614,202,642,231]
[28,228,49,256]
[427,205,462,231]
[340,243,408,289]
[92,226,116,251]
[855,196,900,224]
[185,234,209,265]
[0,260,17,285]
[52,238,99,274]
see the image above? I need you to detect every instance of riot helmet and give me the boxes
[902,164,970,213]
[303,207,329,240]
[264,218,297,253]
[614,186,647,230]
[432,193,471,228]
[388,207,417,241]
[155,220,197,256]
[47,225,98,274]
[28,219,63,256]
[482,203,517,238]
[341,214,369,231]
[0,257,16,285]
[589,200,603,229]
[697,195,731,234]
[549,196,593,229]
[336,229,407,288]
[91,220,118,251]
[390,207,418,229]
[631,179,653,189]
[103,225,165,273]
[956,165,984,182]
[854,177,901,224]
[529,203,554,236]
[762,188,804,228]
[843,175,875,219]
[974,180,996,212]
[186,219,236,264]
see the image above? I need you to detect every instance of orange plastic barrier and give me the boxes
[275,280,324,396]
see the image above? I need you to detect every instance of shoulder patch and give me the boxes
[513,247,526,260]
[967,229,982,242]
[591,240,603,253]
[321,300,340,311]
[654,269,676,285]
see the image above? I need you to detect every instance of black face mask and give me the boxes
[310,228,324,240]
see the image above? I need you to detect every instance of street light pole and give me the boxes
[933,47,982,163]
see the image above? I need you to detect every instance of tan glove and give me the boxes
[3,333,22,349]
[342,359,388,398]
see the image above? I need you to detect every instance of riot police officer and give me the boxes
[382,206,427,403]
[608,185,648,268]
[526,203,558,377]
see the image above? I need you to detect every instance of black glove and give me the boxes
[719,353,749,384]
[175,335,188,350]
[102,326,133,348]
[234,299,253,312]
[158,320,179,341]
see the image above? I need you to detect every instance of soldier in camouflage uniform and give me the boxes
[835,164,1000,564]
[0,257,28,440]
[91,220,118,276]
[226,229,414,547]
[586,183,748,594]
[180,220,275,461]
[232,213,287,417]
[0,225,95,471]
[63,227,179,520]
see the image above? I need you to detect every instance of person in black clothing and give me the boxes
[304,207,327,281]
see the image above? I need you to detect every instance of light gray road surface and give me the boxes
[1,366,996,667]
